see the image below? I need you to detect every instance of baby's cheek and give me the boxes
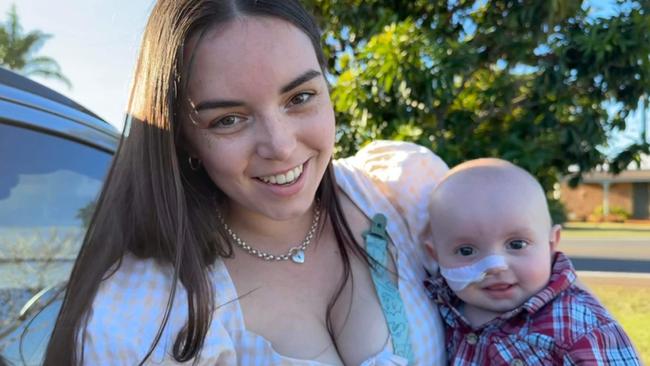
[517,264,552,294]
[454,286,478,304]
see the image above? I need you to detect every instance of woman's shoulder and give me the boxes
[334,140,448,183]
[83,254,239,364]
[90,253,177,315]
[333,140,448,247]
[82,254,183,361]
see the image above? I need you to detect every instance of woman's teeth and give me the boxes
[259,164,303,185]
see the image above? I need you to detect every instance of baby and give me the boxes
[424,158,640,365]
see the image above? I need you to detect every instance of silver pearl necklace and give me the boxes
[219,202,321,264]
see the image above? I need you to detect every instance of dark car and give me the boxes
[0,67,119,365]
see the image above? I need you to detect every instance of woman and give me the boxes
[45,1,448,365]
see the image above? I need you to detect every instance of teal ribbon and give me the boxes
[363,213,414,365]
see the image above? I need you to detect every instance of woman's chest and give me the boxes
[224,232,390,365]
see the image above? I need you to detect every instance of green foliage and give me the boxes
[0,4,70,87]
[590,204,632,222]
[305,0,650,192]
[76,200,97,229]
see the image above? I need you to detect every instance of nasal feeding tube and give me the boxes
[439,255,508,292]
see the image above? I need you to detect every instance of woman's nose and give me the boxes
[255,113,296,161]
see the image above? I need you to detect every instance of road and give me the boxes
[562,238,650,273]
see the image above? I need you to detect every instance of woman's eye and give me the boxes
[287,92,314,107]
[507,240,529,250]
[211,115,244,129]
[456,246,475,256]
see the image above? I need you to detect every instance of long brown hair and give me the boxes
[44,1,365,364]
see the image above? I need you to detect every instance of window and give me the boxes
[0,121,112,362]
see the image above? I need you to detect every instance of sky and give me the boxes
[2,0,648,157]
[1,0,154,130]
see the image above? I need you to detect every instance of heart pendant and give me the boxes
[291,250,305,264]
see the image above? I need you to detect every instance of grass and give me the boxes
[582,276,650,363]
[563,222,650,239]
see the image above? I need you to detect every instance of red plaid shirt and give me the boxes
[424,252,641,365]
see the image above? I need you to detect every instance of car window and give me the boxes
[0,121,112,363]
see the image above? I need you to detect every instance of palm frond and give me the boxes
[0,4,70,88]
[23,56,71,89]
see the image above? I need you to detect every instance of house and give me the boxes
[560,156,650,221]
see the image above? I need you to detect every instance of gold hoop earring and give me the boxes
[188,156,202,171]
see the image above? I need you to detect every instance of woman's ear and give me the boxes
[549,224,562,252]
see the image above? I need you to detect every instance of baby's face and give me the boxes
[429,165,558,320]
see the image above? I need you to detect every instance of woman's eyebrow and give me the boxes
[194,69,322,112]
[194,99,244,112]
[280,69,321,94]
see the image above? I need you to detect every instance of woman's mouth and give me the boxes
[257,163,304,185]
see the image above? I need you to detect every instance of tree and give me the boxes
[304,0,650,219]
[0,4,70,88]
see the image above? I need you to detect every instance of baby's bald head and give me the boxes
[429,158,553,242]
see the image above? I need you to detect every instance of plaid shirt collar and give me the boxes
[424,251,576,329]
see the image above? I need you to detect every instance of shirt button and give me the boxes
[511,359,524,366]
[465,333,479,345]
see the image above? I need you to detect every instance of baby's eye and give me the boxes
[456,246,475,256]
[287,92,314,107]
[507,240,529,250]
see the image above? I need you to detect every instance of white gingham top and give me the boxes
[83,141,448,365]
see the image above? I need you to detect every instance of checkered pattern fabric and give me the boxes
[424,252,641,366]
[82,141,449,365]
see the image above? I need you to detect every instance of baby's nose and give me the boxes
[484,265,507,276]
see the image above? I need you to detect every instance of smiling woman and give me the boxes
[182,17,335,224]
[43,1,449,365]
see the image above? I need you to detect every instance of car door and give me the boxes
[0,102,116,365]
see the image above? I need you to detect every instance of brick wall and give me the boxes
[610,183,633,214]
[560,183,602,221]
[560,182,633,221]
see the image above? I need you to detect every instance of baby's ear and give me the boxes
[549,224,562,252]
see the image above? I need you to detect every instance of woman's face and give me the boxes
[182,16,335,222]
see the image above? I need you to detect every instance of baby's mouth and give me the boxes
[483,283,514,291]
[257,163,304,185]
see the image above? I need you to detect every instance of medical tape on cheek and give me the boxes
[439,255,507,292]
